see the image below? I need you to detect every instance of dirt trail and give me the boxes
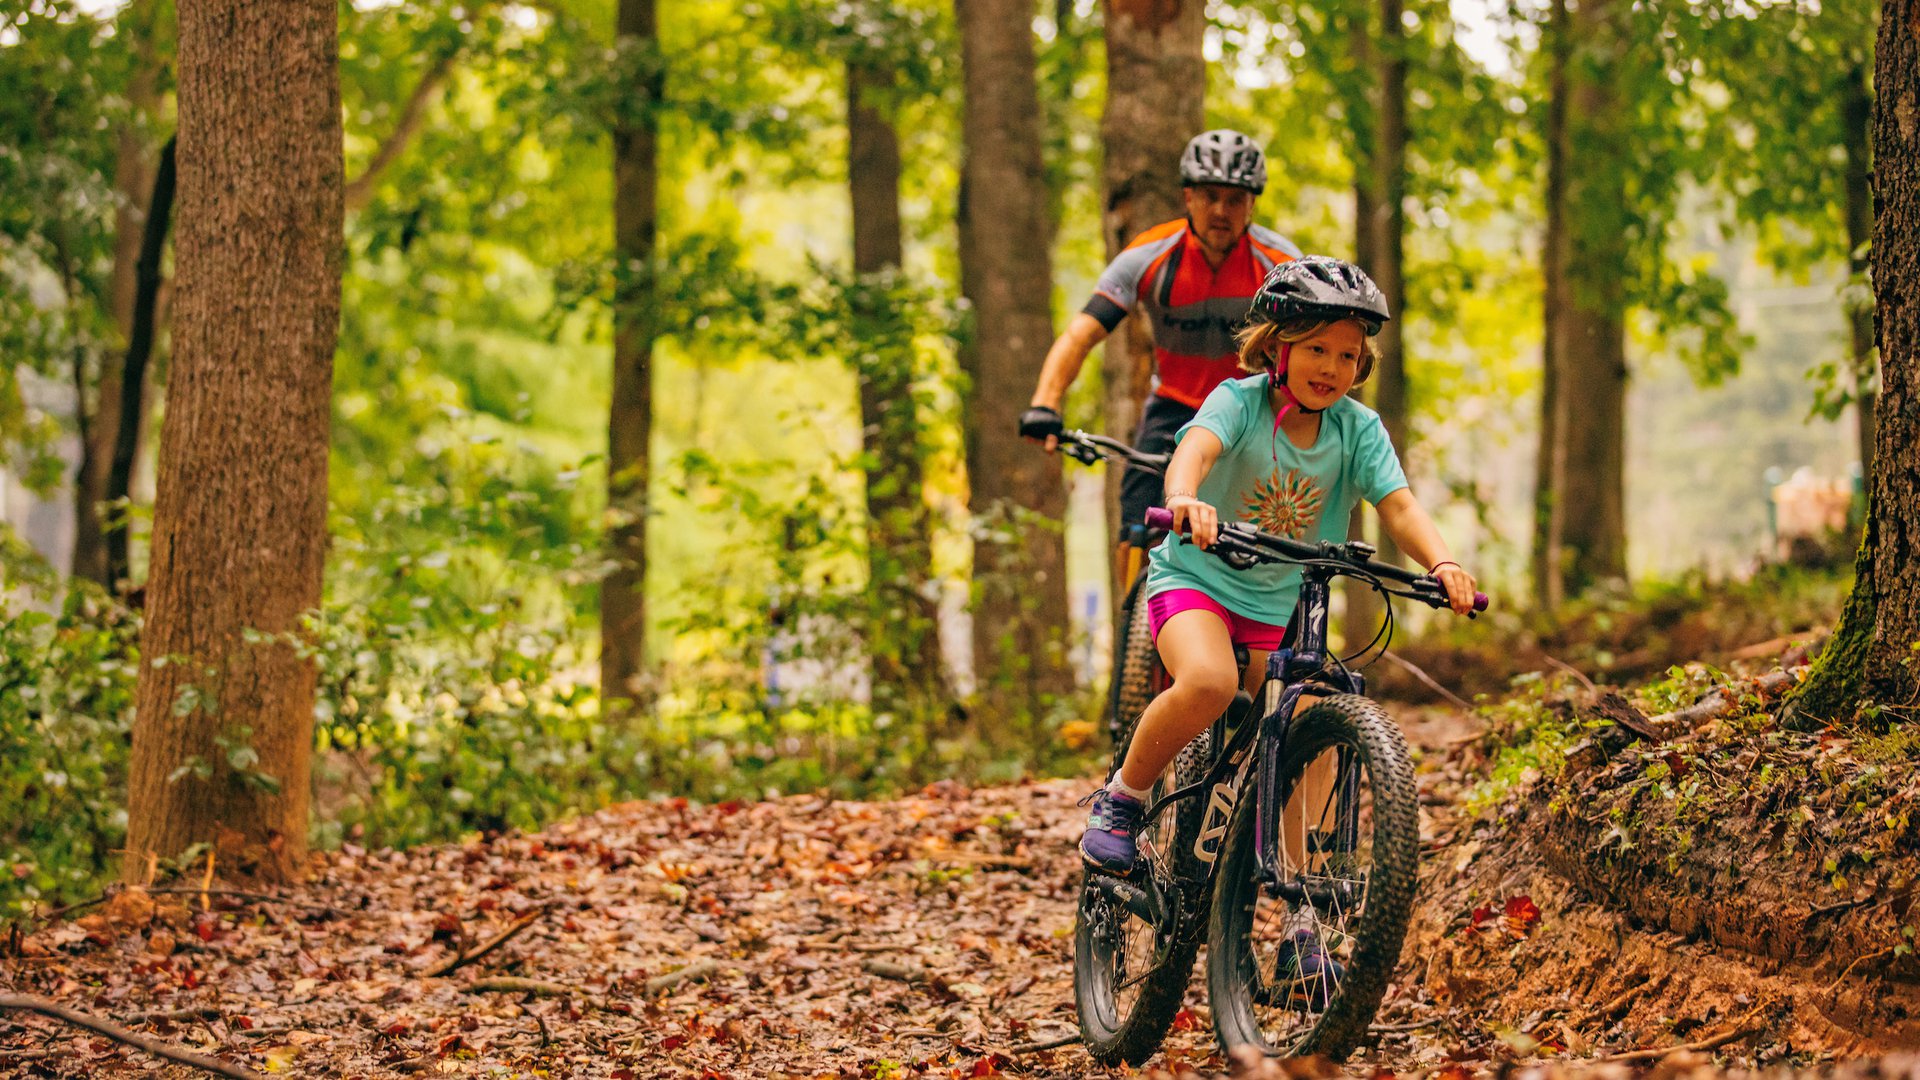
[2,694,1914,1077]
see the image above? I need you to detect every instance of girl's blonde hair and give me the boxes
[1235,317,1378,383]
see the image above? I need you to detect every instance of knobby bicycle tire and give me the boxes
[1075,717,1213,1065]
[1107,574,1156,748]
[1205,694,1418,1060]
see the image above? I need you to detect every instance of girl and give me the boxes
[1080,256,1478,875]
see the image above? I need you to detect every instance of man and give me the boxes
[1019,129,1303,539]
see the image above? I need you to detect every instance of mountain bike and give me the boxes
[1073,506,1487,1064]
[1054,430,1171,748]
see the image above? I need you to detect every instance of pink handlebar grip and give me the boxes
[1144,506,1175,532]
[1472,592,1490,611]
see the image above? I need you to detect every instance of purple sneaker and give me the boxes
[1273,929,1344,1010]
[1079,788,1144,874]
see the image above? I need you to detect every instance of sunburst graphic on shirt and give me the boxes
[1244,469,1325,538]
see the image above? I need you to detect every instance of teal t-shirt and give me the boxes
[1145,374,1410,626]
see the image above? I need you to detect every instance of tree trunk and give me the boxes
[958,0,1073,728]
[72,4,166,587]
[1842,62,1876,484]
[1535,0,1626,605]
[1532,0,1569,612]
[1788,0,1920,721]
[106,137,177,595]
[601,0,660,711]
[1344,0,1408,650]
[1098,0,1204,542]
[848,58,943,720]
[123,0,342,883]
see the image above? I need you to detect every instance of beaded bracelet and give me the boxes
[1165,489,1198,501]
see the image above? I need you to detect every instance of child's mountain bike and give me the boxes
[1073,507,1487,1064]
[1055,430,1171,748]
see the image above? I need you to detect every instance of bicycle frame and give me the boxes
[1088,563,1367,951]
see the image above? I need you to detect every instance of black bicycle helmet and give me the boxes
[1180,129,1267,194]
[1248,255,1392,336]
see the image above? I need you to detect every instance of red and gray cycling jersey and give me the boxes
[1082,220,1303,408]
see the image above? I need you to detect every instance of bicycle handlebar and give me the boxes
[1143,506,1489,613]
[1056,430,1170,474]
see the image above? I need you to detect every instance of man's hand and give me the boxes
[1019,405,1065,452]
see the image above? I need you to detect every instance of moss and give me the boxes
[1784,509,1877,729]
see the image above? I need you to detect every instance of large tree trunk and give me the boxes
[848,58,943,720]
[1098,0,1203,541]
[958,0,1072,729]
[1842,62,1876,484]
[601,0,660,711]
[1534,0,1626,606]
[123,0,342,883]
[1788,0,1920,721]
[1532,0,1570,611]
[72,4,166,587]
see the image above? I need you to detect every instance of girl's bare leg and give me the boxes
[1117,610,1266,792]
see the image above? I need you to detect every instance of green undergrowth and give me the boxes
[1381,561,1851,703]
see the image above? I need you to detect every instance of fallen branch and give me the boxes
[1822,945,1899,997]
[465,977,575,997]
[1368,1017,1443,1034]
[424,906,548,978]
[1379,651,1475,710]
[1649,669,1798,736]
[0,993,267,1080]
[645,958,723,995]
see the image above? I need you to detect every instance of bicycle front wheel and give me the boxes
[1205,694,1418,1060]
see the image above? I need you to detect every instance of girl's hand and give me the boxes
[1432,562,1479,615]
[1169,495,1220,550]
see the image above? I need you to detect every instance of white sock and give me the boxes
[1106,774,1152,802]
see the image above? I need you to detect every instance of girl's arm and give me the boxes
[1163,429,1225,549]
[1375,488,1479,614]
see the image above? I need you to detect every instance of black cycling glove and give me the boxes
[1018,406,1064,440]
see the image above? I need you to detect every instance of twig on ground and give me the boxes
[1369,1018,1443,1034]
[862,959,928,984]
[1541,653,1598,693]
[0,993,267,1080]
[1597,1024,1760,1062]
[424,905,548,978]
[1597,1002,1767,1063]
[1822,945,1899,996]
[122,1005,224,1025]
[645,958,723,995]
[1009,1031,1081,1053]
[1380,651,1475,710]
[1807,895,1873,920]
[465,977,575,997]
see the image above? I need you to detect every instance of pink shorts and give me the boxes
[1146,588,1290,650]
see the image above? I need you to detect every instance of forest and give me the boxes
[0,0,1917,1075]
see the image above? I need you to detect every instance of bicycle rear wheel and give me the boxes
[1107,573,1155,747]
[1205,694,1418,1060]
[1074,726,1211,1065]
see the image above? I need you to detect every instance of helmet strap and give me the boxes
[1267,345,1325,462]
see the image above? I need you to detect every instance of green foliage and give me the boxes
[0,576,137,917]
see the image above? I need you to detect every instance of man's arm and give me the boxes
[1029,312,1111,412]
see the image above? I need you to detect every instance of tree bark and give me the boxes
[1788,0,1920,720]
[105,137,176,595]
[1532,0,1569,611]
[1344,0,1408,651]
[1535,0,1627,606]
[1098,0,1204,541]
[958,0,1073,726]
[601,0,660,711]
[123,0,342,883]
[1842,62,1876,484]
[848,58,943,719]
[73,6,166,586]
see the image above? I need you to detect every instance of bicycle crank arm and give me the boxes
[1089,872,1163,925]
